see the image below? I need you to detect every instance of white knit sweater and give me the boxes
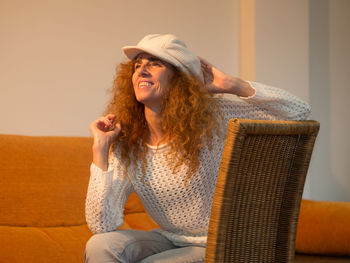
[85,82,311,246]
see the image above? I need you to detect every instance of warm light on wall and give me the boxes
[239,0,255,81]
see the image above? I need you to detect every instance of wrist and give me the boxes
[238,80,255,97]
[229,78,255,97]
[92,142,110,171]
[92,138,111,152]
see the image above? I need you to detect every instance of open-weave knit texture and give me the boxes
[85,81,311,245]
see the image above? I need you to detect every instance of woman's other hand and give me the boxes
[199,57,255,97]
[89,114,121,171]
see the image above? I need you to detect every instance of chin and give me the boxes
[135,95,147,104]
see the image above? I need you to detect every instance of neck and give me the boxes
[144,106,166,146]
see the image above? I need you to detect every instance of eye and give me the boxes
[150,61,162,67]
[134,63,141,69]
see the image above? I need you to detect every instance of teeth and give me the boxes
[139,82,152,87]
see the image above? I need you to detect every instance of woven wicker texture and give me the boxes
[205,119,319,263]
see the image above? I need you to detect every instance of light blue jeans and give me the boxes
[85,229,205,263]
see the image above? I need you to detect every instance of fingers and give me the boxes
[198,56,209,65]
[115,121,121,131]
[101,114,116,129]
[100,114,117,129]
[96,117,111,131]
[198,56,213,71]
[105,114,116,122]
[89,114,119,134]
[198,56,214,79]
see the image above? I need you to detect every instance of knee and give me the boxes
[85,233,117,262]
[85,231,139,263]
[85,234,103,260]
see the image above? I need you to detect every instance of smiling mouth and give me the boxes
[139,81,153,88]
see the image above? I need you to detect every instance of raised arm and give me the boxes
[86,114,134,234]
[199,57,311,121]
[86,155,134,234]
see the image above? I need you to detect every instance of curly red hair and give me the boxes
[104,60,223,182]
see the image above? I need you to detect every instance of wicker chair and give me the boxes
[205,119,320,263]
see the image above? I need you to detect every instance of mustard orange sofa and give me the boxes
[0,134,349,263]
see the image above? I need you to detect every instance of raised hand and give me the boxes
[90,114,121,143]
[89,114,121,170]
[199,57,255,97]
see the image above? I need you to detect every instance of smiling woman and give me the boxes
[84,34,311,263]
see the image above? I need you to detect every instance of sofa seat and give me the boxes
[294,254,350,263]
[0,225,91,263]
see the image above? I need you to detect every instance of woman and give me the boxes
[85,34,311,263]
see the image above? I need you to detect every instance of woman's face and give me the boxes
[132,53,174,111]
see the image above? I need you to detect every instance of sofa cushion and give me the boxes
[124,193,148,214]
[0,135,92,227]
[124,212,159,230]
[294,253,350,263]
[296,199,350,256]
[0,224,92,263]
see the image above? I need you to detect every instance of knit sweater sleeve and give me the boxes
[217,81,311,121]
[85,151,134,234]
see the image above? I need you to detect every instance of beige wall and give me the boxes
[1,0,349,201]
[328,0,350,200]
[246,0,350,201]
[255,0,310,101]
[0,0,239,136]
[303,0,350,201]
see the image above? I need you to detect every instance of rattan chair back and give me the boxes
[205,119,320,263]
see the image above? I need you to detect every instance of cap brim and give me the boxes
[122,46,147,60]
[122,46,176,68]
